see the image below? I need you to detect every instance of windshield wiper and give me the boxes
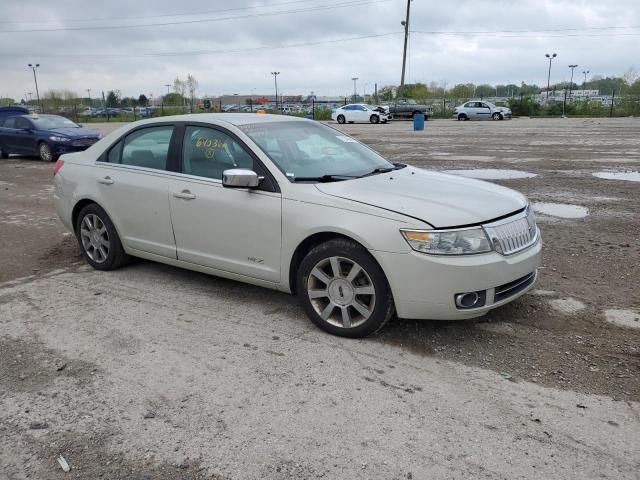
[291,174,358,182]
[359,163,407,177]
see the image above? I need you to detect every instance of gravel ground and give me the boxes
[0,117,639,479]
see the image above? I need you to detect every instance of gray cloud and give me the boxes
[1,0,638,100]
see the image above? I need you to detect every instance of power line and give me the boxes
[0,0,325,25]
[410,25,640,36]
[411,30,640,38]
[0,32,402,58]
[0,0,392,33]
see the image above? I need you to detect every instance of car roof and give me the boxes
[126,113,308,128]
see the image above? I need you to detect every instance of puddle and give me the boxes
[549,298,585,315]
[604,309,640,330]
[592,171,640,182]
[532,202,589,219]
[442,169,537,180]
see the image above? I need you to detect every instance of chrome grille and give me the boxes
[483,208,538,256]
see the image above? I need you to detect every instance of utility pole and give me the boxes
[568,64,578,98]
[545,53,557,100]
[399,0,412,100]
[351,77,358,102]
[271,72,280,111]
[86,89,92,109]
[28,63,42,112]
[582,70,590,98]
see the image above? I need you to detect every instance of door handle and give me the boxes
[98,176,114,185]
[173,190,196,200]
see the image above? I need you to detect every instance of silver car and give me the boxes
[53,114,540,338]
[453,101,512,121]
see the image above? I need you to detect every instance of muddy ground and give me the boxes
[0,117,639,479]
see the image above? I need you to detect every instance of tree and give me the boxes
[173,77,186,105]
[186,75,198,99]
[475,84,495,98]
[0,97,16,106]
[377,85,395,101]
[106,90,119,108]
[164,92,184,106]
[138,94,148,106]
[401,83,428,100]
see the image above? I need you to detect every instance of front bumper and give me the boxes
[372,238,542,320]
[52,140,98,155]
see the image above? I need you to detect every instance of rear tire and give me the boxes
[38,142,57,162]
[370,114,380,124]
[297,238,395,338]
[0,145,8,159]
[76,203,129,271]
[337,115,346,124]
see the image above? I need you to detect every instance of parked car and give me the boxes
[0,114,101,161]
[453,101,512,121]
[53,114,540,338]
[332,104,393,124]
[383,98,433,119]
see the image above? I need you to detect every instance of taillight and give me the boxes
[53,159,64,176]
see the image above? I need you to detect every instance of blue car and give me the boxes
[0,113,101,162]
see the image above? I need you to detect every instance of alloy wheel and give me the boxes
[79,214,110,263]
[306,256,376,329]
[39,143,53,161]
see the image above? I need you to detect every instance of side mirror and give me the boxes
[222,169,261,189]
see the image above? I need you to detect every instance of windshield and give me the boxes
[30,115,79,129]
[239,121,394,180]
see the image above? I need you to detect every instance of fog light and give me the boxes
[455,291,486,309]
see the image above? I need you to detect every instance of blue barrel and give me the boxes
[413,112,425,131]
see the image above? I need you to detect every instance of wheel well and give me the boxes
[289,232,365,295]
[71,199,97,232]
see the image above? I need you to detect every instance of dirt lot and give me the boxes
[1,117,639,479]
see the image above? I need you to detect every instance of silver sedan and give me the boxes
[53,114,540,338]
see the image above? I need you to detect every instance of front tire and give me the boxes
[492,112,503,120]
[337,115,346,124]
[297,239,394,338]
[0,145,8,159]
[370,114,380,124]
[38,142,57,162]
[76,203,129,271]
[457,114,468,121]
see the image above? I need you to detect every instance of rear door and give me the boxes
[94,124,177,258]
[0,117,19,152]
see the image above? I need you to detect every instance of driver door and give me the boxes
[167,124,282,283]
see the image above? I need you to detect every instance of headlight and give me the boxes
[49,136,70,142]
[401,228,492,255]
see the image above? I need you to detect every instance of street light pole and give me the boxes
[545,53,557,100]
[86,89,92,109]
[27,63,42,112]
[351,77,358,102]
[568,64,578,98]
[271,72,280,111]
[582,70,590,96]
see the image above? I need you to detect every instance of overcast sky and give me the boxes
[1,0,639,100]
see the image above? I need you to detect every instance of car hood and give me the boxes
[44,127,100,138]
[314,166,527,228]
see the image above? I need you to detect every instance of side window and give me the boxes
[15,117,32,129]
[3,118,16,129]
[121,126,173,170]
[182,126,254,180]
[107,141,123,163]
